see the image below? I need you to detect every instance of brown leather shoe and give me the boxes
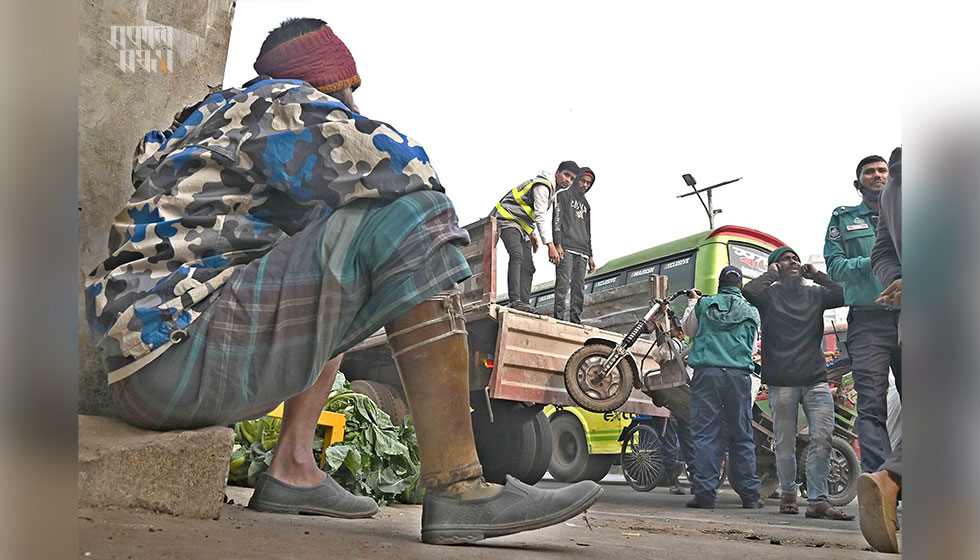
[857,471,900,553]
[779,492,799,514]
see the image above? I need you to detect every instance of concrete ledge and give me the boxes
[78,415,234,519]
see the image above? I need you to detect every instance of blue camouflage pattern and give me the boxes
[86,76,447,373]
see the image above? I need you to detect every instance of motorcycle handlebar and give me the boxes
[666,289,700,302]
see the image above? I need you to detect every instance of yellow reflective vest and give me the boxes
[492,175,554,235]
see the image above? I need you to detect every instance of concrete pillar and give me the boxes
[78,0,236,415]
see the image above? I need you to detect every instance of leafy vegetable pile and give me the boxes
[229,373,424,505]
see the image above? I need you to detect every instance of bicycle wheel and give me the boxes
[620,423,665,492]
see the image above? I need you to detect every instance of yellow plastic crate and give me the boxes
[266,403,346,466]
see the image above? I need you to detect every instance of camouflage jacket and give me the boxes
[86,76,445,377]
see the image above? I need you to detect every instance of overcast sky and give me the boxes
[223,0,901,287]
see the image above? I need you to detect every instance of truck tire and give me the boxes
[548,413,613,483]
[564,344,633,412]
[471,399,550,484]
[349,380,411,426]
[524,409,555,485]
[584,453,614,482]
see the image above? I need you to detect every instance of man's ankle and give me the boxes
[885,470,901,488]
[266,451,326,487]
[431,477,502,500]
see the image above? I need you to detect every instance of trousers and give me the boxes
[847,308,902,472]
[690,366,761,504]
[499,226,534,305]
[768,382,835,503]
[554,252,588,323]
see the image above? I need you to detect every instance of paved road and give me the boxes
[78,477,897,559]
[566,475,884,550]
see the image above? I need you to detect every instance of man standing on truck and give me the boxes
[553,167,597,323]
[85,18,601,545]
[491,161,578,312]
[681,267,764,509]
[824,155,902,474]
[742,247,853,520]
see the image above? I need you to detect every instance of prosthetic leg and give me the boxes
[385,289,604,545]
[384,290,483,494]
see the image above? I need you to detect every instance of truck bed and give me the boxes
[339,217,671,417]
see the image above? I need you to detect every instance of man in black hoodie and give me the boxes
[742,247,852,521]
[553,168,596,324]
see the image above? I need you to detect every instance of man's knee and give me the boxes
[506,243,523,265]
[855,390,888,416]
[522,254,535,274]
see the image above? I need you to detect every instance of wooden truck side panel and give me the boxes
[340,217,672,417]
[490,309,663,414]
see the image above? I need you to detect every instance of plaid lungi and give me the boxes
[111,190,471,430]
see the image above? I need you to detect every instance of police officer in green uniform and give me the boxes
[823,155,902,473]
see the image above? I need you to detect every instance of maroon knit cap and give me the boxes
[253,26,361,93]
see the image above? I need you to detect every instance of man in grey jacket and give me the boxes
[859,146,903,554]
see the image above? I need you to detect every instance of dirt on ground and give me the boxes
[78,483,889,559]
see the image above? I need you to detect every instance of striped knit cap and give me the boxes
[253,25,361,93]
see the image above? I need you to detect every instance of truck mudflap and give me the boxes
[490,307,668,416]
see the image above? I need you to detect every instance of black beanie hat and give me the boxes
[767,246,798,266]
[578,167,595,183]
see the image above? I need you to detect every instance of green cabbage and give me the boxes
[228,373,423,505]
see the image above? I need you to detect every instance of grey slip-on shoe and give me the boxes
[247,472,378,518]
[420,475,603,545]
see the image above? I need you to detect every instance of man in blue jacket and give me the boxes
[681,266,763,509]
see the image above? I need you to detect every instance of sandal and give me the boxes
[806,501,855,521]
[779,492,799,514]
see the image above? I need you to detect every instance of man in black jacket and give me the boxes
[553,167,596,323]
[742,247,853,520]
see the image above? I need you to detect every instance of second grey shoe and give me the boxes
[421,475,602,545]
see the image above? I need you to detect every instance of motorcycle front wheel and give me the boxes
[563,344,634,412]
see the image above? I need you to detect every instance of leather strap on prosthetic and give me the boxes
[385,290,483,491]
[386,297,469,358]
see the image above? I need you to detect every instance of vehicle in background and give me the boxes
[528,225,784,331]
[340,222,793,487]
[340,218,670,486]
[530,226,787,486]
[542,406,638,483]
